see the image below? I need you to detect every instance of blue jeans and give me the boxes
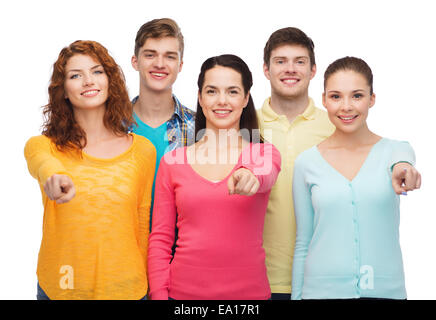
[37,283,50,300]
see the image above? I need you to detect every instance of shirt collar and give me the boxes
[171,95,184,122]
[261,97,317,122]
[131,94,184,122]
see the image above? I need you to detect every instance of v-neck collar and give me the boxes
[184,144,251,185]
[314,138,385,184]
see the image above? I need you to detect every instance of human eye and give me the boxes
[93,69,105,75]
[353,93,363,99]
[205,89,216,95]
[69,73,80,79]
[296,59,305,65]
[330,94,340,99]
[167,54,177,60]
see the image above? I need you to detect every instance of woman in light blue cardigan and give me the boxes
[291,57,421,300]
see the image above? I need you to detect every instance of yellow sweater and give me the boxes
[24,133,156,300]
[257,98,335,294]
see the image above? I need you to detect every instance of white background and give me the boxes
[0,0,434,299]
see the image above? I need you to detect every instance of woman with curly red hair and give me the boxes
[24,40,156,300]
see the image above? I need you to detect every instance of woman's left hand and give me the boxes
[227,168,260,196]
[392,162,422,195]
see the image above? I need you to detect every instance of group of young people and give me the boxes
[24,18,421,300]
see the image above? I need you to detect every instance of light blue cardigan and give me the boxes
[291,138,415,300]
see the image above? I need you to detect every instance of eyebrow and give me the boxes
[327,89,366,93]
[66,65,103,73]
[204,85,242,90]
[272,56,309,60]
[142,49,179,55]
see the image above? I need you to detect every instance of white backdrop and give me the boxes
[1,0,434,299]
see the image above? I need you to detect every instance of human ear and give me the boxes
[369,93,376,108]
[310,64,317,80]
[131,55,139,71]
[322,92,327,109]
[263,63,271,80]
[178,59,184,73]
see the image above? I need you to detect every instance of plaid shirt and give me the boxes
[131,95,196,151]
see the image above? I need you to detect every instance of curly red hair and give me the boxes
[42,40,134,151]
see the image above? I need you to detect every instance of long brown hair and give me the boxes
[42,40,133,151]
[195,54,263,143]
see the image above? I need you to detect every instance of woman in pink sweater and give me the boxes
[147,54,281,300]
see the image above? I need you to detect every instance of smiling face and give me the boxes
[64,54,109,111]
[264,44,316,99]
[323,70,375,134]
[198,66,249,132]
[131,36,183,93]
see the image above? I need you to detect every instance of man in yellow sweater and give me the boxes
[258,27,422,300]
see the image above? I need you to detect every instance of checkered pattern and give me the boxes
[131,95,196,150]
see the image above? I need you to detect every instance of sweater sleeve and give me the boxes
[137,143,156,268]
[389,140,416,171]
[24,135,70,185]
[147,156,177,300]
[291,156,315,300]
[236,143,282,194]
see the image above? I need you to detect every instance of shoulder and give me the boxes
[24,135,54,153]
[174,95,196,122]
[181,105,196,118]
[132,133,157,158]
[378,137,414,154]
[312,106,333,125]
[295,146,318,167]
[161,146,187,167]
[245,142,278,156]
[380,137,411,147]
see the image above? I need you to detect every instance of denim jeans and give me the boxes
[36,283,50,300]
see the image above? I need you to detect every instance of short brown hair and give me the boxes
[264,27,315,68]
[42,40,133,151]
[134,18,184,58]
[324,56,374,95]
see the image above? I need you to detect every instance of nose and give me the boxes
[217,92,227,105]
[154,55,164,68]
[284,61,296,74]
[83,73,95,87]
[340,97,354,112]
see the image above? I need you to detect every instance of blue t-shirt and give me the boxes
[132,112,169,225]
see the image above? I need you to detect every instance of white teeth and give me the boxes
[152,73,166,77]
[283,79,298,84]
[214,110,231,114]
[82,90,98,96]
[339,116,356,120]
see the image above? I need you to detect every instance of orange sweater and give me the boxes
[24,134,156,300]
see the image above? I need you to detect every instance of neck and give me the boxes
[73,106,113,144]
[134,85,175,123]
[199,127,245,151]
[270,91,310,122]
[328,124,378,149]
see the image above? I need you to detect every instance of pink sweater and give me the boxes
[148,143,281,300]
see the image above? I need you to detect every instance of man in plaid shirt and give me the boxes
[131,18,195,227]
